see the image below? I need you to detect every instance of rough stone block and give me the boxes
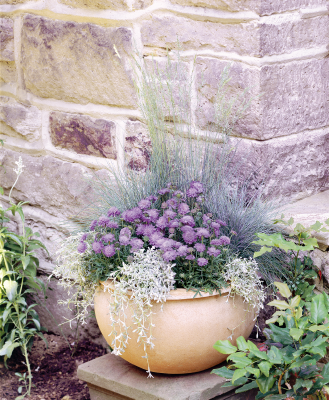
[78,353,233,400]
[232,128,329,202]
[0,148,109,218]
[0,96,42,142]
[196,57,329,140]
[21,14,136,108]
[59,0,153,10]
[0,17,14,62]
[0,61,16,83]
[141,15,260,56]
[50,111,117,159]
[124,120,151,171]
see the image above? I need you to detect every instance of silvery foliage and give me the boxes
[105,247,175,378]
[223,257,266,313]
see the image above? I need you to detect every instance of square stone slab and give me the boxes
[77,353,235,400]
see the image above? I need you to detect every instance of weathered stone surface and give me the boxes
[0,18,14,62]
[196,57,329,140]
[50,112,117,159]
[169,0,327,15]
[0,148,110,218]
[232,128,329,202]
[0,0,37,3]
[78,353,231,400]
[59,0,152,10]
[0,61,16,83]
[0,96,42,142]
[21,14,136,108]
[141,15,260,56]
[125,120,151,171]
[311,249,329,283]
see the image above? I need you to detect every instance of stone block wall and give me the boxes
[0,0,328,340]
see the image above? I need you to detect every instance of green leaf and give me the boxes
[302,237,318,250]
[258,361,272,377]
[236,336,249,352]
[6,233,22,248]
[235,380,258,393]
[290,295,301,308]
[267,346,282,364]
[232,368,247,384]
[289,328,303,341]
[33,318,40,330]
[228,354,252,368]
[3,280,18,301]
[19,255,30,270]
[267,300,289,310]
[256,375,276,394]
[311,293,327,324]
[213,340,237,355]
[269,324,293,345]
[246,366,260,378]
[253,246,272,258]
[321,363,329,379]
[211,366,234,378]
[274,282,292,298]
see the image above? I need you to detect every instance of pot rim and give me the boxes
[99,279,230,301]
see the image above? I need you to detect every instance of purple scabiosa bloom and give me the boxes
[173,190,184,198]
[164,210,177,219]
[173,241,181,248]
[186,188,198,198]
[77,241,87,253]
[181,225,194,233]
[162,250,177,262]
[98,216,110,227]
[231,230,237,236]
[142,209,159,223]
[119,236,130,246]
[122,208,143,223]
[194,243,206,252]
[216,219,227,227]
[196,196,204,203]
[186,254,195,261]
[169,219,180,228]
[196,228,211,239]
[146,195,158,203]
[149,232,164,246]
[107,207,121,217]
[136,224,146,236]
[211,222,221,230]
[161,202,168,209]
[197,258,208,266]
[177,245,189,257]
[155,238,166,247]
[143,224,157,237]
[158,188,170,195]
[80,233,88,241]
[120,227,131,239]
[90,220,98,231]
[182,230,197,245]
[178,203,190,215]
[102,233,115,243]
[202,214,211,224]
[180,215,195,227]
[138,199,151,210]
[167,198,178,209]
[161,239,176,251]
[102,244,116,258]
[218,236,231,246]
[169,228,175,234]
[210,239,221,246]
[92,241,103,254]
[107,221,119,229]
[156,216,168,229]
[190,181,204,194]
[207,247,221,257]
[130,238,144,252]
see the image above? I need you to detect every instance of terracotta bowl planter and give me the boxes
[94,281,256,374]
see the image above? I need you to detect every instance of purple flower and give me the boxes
[197,258,208,267]
[202,214,211,224]
[98,216,110,227]
[149,232,164,246]
[102,233,115,243]
[90,220,98,231]
[130,238,144,252]
[107,207,121,217]
[119,227,130,238]
[186,255,195,261]
[231,230,237,236]
[182,230,197,244]
[218,236,231,246]
[155,238,166,247]
[216,219,227,227]
[146,195,158,203]
[194,243,206,252]
[186,187,198,198]
[77,242,87,253]
[122,207,143,223]
[210,239,222,246]
[180,216,195,227]
[196,196,204,203]
[107,221,119,229]
[136,224,145,236]
[80,233,88,241]
[211,222,221,230]
[190,181,204,194]
[161,202,168,209]
[196,228,211,239]
[178,203,190,215]
[181,225,194,233]
[143,225,157,237]
[164,210,177,219]
[158,188,170,195]
[92,241,103,254]
[156,216,168,229]
[177,245,189,257]
[173,190,184,198]
[162,250,177,262]
[169,219,180,228]
[167,198,178,209]
[169,228,175,234]
[138,199,151,210]
[119,236,130,246]
[207,247,221,257]
[102,244,116,258]
[142,209,159,223]
[161,239,176,251]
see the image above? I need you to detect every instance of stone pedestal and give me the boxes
[77,353,256,400]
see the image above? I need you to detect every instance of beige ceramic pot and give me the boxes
[94,281,255,374]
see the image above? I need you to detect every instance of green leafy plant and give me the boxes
[212,282,329,400]
[252,215,329,293]
[0,157,48,399]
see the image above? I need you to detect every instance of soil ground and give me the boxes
[0,333,107,400]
